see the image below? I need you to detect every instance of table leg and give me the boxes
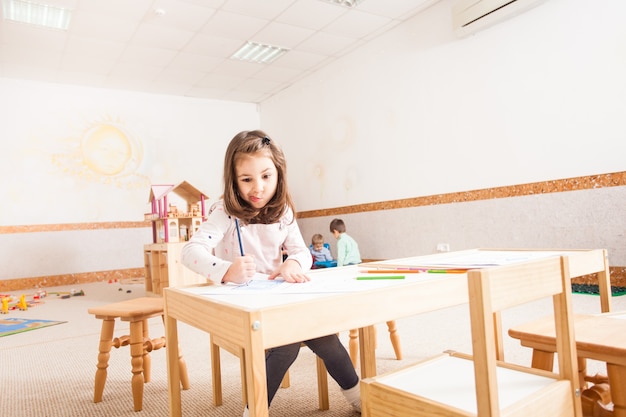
[359,326,377,378]
[94,317,115,403]
[316,357,329,410]
[532,349,589,391]
[243,345,269,416]
[244,313,269,417]
[165,314,182,417]
[129,320,145,411]
[607,363,626,417]
[531,349,555,371]
[210,339,223,406]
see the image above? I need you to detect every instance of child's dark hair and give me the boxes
[330,218,346,233]
[223,130,295,224]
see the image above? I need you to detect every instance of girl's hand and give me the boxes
[222,255,256,284]
[268,259,310,283]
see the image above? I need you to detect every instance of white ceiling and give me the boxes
[0,0,438,103]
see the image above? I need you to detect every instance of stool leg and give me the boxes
[178,345,190,390]
[160,314,190,390]
[386,320,403,360]
[142,318,152,383]
[94,318,115,403]
[129,320,145,412]
[349,329,358,368]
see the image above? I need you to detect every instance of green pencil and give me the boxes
[356,275,406,280]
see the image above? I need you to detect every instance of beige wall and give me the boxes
[298,185,626,267]
[262,0,626,211]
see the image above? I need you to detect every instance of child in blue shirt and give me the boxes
[310,233,333,262]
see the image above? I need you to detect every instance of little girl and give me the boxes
[181,130,361,415]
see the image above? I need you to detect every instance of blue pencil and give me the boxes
[235,218,245,256]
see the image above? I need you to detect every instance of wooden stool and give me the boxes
[88,297,190,411]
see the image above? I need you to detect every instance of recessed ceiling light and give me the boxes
[320,0,365,8]
[2,0,72,30]
[230,41,289,64]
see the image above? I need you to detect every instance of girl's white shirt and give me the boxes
[181,200,312,284]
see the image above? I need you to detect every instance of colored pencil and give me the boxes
[235,219,245,256]
[361,269,427,274]
[361,268,467,274]
[356,275,406,280]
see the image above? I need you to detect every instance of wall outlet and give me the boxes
[436,243,450,252]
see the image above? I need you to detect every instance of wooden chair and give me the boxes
[88,297,190,411]
[361,256,582,417]
[348,321,402,367]
[211,336,330,410]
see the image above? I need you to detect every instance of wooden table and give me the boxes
[164,248,610,417]
[509,313,626,417]
[164,265,469,417]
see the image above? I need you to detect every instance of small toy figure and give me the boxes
[1,297,9,314]
[17,294,28,310]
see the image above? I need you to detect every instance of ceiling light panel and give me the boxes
[230,41,289,64]
[2,0,72,30]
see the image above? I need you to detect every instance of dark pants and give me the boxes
[265,334,359,405]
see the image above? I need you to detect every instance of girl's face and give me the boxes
[235,152,278,210]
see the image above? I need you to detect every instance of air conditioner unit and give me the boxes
[452,0,547,37]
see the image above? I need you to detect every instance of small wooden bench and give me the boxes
[509,312,626,417]
[88,297,190,411]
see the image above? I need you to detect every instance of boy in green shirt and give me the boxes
[330,218,362,267]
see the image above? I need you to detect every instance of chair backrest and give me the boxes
[467,256,580,416]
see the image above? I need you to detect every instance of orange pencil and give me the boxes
[361,269,426,274]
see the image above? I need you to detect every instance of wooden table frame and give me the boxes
[164,267,468,417]
[365,248,611,360]
[164,248,610,417]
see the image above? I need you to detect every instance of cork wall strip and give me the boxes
[0,268,145,292]
[2,171,625,232]
[297,171,626,219]
[0,221,150,234]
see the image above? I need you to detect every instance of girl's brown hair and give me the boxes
[223,130,296,224]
